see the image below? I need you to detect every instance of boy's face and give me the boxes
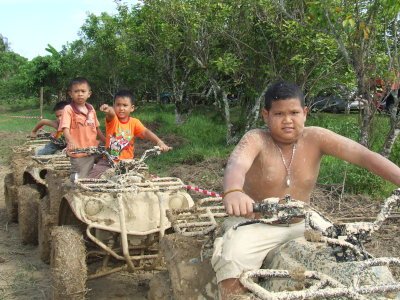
[113,96,134,122]
[68,83,91,106]
[54,109,64,122]
[262,98,308,145]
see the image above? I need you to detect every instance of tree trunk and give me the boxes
[380,89,400,158]
[354,65,374,148]
[245,85,269,132]
[209,78,235,144]
[170,56,191,125]
[173,82,190,125]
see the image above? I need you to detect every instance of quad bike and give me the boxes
[48,146,209,299]
[4,134,70,247]
[39,145,160,264]
[150,191,400,299]
[4,134,50,222]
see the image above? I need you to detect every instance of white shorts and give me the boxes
[211,217,305,283]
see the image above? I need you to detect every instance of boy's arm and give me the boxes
[223,131,262,216]
[30,119,58,137]
[317,127,400,186]
[96,127,106,143]
[99,104,116,122]
[141,128,172,152]
[62,128,76,151]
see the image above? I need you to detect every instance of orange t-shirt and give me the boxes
[59,103,100,157]
[105,116,146,160]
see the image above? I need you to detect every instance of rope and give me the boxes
[149,174,222,197]
[9,115,42,119]
[185,185,222,197]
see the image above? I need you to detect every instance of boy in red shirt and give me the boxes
[89,89,171,178]
[59,77,105,180]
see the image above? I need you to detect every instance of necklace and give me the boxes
[274,142,297,187]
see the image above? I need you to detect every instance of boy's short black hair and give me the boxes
[264,81,305,110]
[114,89,135,105]
[68,77,91,91]
[53,100,69,111]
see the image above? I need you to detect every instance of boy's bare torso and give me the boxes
[242,128,323,204]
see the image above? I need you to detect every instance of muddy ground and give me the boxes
[0,130,399,299]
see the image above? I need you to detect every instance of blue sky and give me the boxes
[0,0,131,60]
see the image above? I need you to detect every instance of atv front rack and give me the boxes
[167,196,226,236]
[31,154,71,170]
[12,138,51,153]
[75,176,187,193]
[240,257,400,300]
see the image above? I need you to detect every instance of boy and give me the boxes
[59,77,105,180]
[30,101,69,155]
[212,81,400,299]
[88,89,171,178]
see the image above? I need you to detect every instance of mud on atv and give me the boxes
[4,136,70,249]
[150,192,400,299]
[47,146,211,299]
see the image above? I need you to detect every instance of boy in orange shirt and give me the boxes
[59,77,105,180]
[89,89,171,178]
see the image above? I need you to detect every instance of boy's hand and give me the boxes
[157,141,172,152]
[223,192,255,217]
[67,142,77,151]
[30,131,37,138]
[100,104,111,113]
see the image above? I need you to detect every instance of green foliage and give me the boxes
[307,113,397,196]
[1,0,400,158]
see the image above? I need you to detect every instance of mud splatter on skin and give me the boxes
[226,130,265,169]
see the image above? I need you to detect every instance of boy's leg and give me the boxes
[212,220,305,299]
[70,156,96,180]
[36,142,59,155]
[219,278,247,299]
[88,158,112,178]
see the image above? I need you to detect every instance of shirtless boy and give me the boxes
[212,81,400,299]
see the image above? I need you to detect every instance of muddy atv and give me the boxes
[150,191,400,299]
[4,136,70,247]
[47,147,197,299]
[4,136,50,222]
[38,146,160,265]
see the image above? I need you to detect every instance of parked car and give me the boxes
[311,95,363,113]
[348,99,365,111]
[160,92,173,104]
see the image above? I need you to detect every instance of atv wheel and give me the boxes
[51,226,87,299]
[38,196,52,263]
[18,184,39,244]
[4,173,18,222]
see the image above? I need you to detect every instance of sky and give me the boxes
[0,0,130,60]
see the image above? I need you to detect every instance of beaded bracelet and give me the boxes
[222,188,244,198]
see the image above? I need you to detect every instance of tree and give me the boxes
[279,0,400,148]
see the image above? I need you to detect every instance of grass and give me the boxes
[1,102,398,197]
[307,112,398,197]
